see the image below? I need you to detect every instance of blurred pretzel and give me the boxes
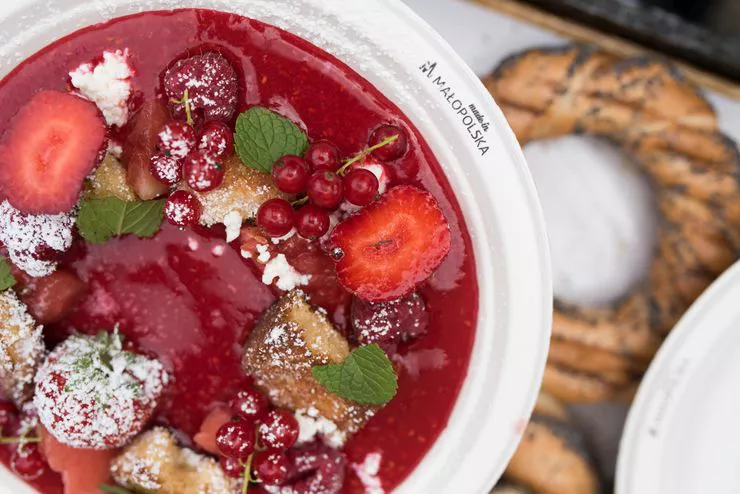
[485,45,740,402]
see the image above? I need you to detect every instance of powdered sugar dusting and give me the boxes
[0,200,74,277]
[34,330,168,449]
[295,406,346,448]
[352,452,384,494]
[70,49,133,127]
[0,290,44,405]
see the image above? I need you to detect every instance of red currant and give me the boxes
[343,168,379,206]
[0,402,17,434]
[252,451,289,486]
[231,388,269,422]
[369,124,408,161]
[216,421,256,460]
[307,171,343,209]
[198,121,234,161]
[10,444,46,480]
[258,409,299,451]
[157,121,197,159]
[149,153,183,186]
[295,205,330,239]
[305,140,340,171]
[184,151,225,192]
[219,455,245,479]
[257,199,295,237]
[271,155,311,194]
[164,190,202,227]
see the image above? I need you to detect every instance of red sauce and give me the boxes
[0,9,478,493]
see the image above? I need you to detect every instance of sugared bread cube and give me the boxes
[0,290,44,405]
[86,154,137,202]
[242,290,376,444]
[185,154,287,227]
[111,427,239,494]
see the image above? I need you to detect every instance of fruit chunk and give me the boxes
[193,405,232,455]
[39,426,117,494]
[0,91,106,214]
[163,52,239,124]
[351,291,429,353]
[111,427,240,493]
[0,291,44,405]
[122,100,170,200]
[34,331,168,449]
[15,268,86,325]
[281,441,346,494]
[242,290,375,444]
[330,185,451,302]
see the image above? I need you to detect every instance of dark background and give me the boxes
[523,0,740,80]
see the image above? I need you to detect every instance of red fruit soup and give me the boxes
[0,8,478,494]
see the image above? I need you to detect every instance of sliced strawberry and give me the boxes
[330,185,451,302]
[193,405,232,455]
[16,268,86,324]
[122,100,169,200]
[39,425,118,494]
[0,91,106,214]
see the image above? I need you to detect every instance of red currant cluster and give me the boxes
[215,387,300,489]
[257,124,408,240]
[0,401,47,481]
[157,120,234,228]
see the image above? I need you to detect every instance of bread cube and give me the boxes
[242,290,376,445]
[0,290,44,405]
[87,154,137,202]
[111,427,239,494]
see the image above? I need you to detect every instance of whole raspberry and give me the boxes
[281,441,346,494]
[34,331,168,449]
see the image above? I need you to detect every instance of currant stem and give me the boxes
[336,134,399,176]
[291,196,309,207]
[241,454,254,494]
[0,436,41,444]
[169,88,194,127]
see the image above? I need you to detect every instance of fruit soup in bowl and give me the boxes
[0,1,551,493]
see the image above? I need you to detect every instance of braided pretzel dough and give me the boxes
[485,46,740,402]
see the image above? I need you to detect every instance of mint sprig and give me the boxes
[77,197,165,244]
[312,344,398,405]
[234,107,309,173]
[0,257,16,292]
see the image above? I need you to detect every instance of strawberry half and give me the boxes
[0,91,106,214]
[330,185,451,302]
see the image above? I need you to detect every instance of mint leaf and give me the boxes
[0,257,15,291]
[234,107,309,173]
[312,344,398,405]
[77,197,165,244]
[98,484,134,494]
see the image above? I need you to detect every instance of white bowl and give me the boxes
[617,259,740,494]
[0,1,551,492]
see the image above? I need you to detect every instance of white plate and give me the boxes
[0,1,552,492]
[617,259,740,494]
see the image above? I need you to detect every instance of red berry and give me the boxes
[305,141,340,171]
[149,153,183,186]
[272,155,311,194]
[198,121,234,161]
[252,451,289,486]
[11,444,46,480]
[307,171,343,209]
[157,121,196,159]
[258,409,299,451]
[216,421,256,460]
[123,100,170,200]
[369,124,408,161]
[231,388,269,422]
[165,190,201,227]
[257,199,295,237]
[295,205,330,239]
[0,402,17,434]
[219,455,245,479]
[351,292,429,352]
[343,168,379,206]
[184,151,225,192]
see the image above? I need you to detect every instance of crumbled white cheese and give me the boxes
[352,452,384,494]
[256,244,271,263]
[70,49,134,127]
[107,141,123,158]
[262,254,311,291]
[223,210,242,243]
[294,407,346,448]
[240,249,252,259]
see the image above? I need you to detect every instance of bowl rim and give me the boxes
[0,1,552,492]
